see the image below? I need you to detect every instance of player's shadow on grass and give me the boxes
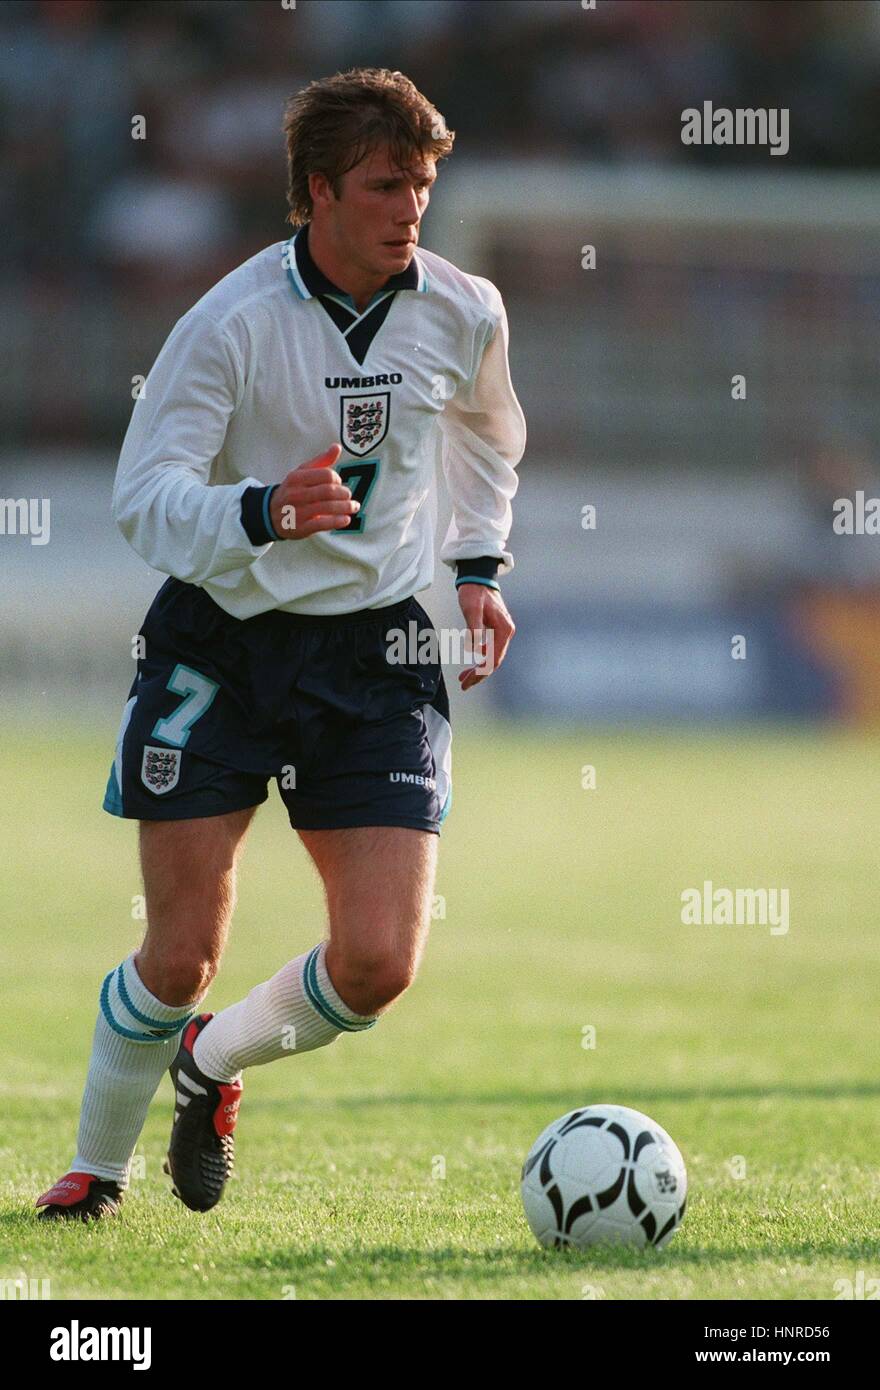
[247,1081,880,1112]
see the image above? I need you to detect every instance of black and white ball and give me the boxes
[521,1103,687,1250]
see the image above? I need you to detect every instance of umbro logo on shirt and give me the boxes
[325,374,402,388]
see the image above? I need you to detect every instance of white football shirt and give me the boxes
[112,224,526,618]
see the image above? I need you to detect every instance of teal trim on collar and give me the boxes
[324,290,356,311]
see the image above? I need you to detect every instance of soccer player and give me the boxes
[37,68,525,1220]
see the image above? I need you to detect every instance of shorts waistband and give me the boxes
[260,595,419,629]
[166,580,422,631]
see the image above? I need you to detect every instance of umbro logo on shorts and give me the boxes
[141,745,182,794]
[389,771,436,790]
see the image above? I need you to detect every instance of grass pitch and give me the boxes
[1,717,878,1300]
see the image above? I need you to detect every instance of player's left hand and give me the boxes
[456,584,515,692]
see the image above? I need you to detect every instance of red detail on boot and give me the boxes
[36,1172,98,1208]
[213,1081,243,1138]
[183,1012,214,1055]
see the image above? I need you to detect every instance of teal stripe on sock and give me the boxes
[99,971,171,1044]
[303,947,376,1033]
[114,964,192,1036]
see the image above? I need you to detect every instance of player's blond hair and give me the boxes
[283,67,454,227]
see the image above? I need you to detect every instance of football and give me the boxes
[521,1103,687,1250]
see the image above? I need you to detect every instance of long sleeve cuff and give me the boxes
[455,556,501,590]
[240,484,281,545]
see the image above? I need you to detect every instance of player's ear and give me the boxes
[308,171,334,210]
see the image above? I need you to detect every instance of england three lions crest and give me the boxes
[141,745,181,795]
[341,392,389,456]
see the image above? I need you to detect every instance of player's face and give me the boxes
[333,148,436,276]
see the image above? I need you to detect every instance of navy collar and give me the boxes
[287,222,425,304]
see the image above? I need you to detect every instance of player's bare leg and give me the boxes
[303,825,438,1017]
[137,808,256,1004]
[169,826,439,1212]
[36,808,255,1220]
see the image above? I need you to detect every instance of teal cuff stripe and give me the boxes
[114,964,194,1036]
[303,947,376,1033]
[262,485,282,542]
[455,575,500,591]
[99,971,184,1044]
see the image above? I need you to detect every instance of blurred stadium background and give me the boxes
[2,0,880,724]
[4,0,880,1304]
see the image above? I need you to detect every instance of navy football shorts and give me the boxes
[103,578,452,834]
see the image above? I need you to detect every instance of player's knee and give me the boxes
[334,947,416,1014]
[369,960,414,1011]
[139,948,219,1006]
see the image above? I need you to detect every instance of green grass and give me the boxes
[1,718,878,1300]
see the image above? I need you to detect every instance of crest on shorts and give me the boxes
[340,392,389,456]
[141,745,181,795]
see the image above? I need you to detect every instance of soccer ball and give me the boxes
[521,1103,687,1250]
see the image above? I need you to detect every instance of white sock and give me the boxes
[71,953,202,1187]
[193,942,376,1083]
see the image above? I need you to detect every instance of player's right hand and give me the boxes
[269,444,359,539]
